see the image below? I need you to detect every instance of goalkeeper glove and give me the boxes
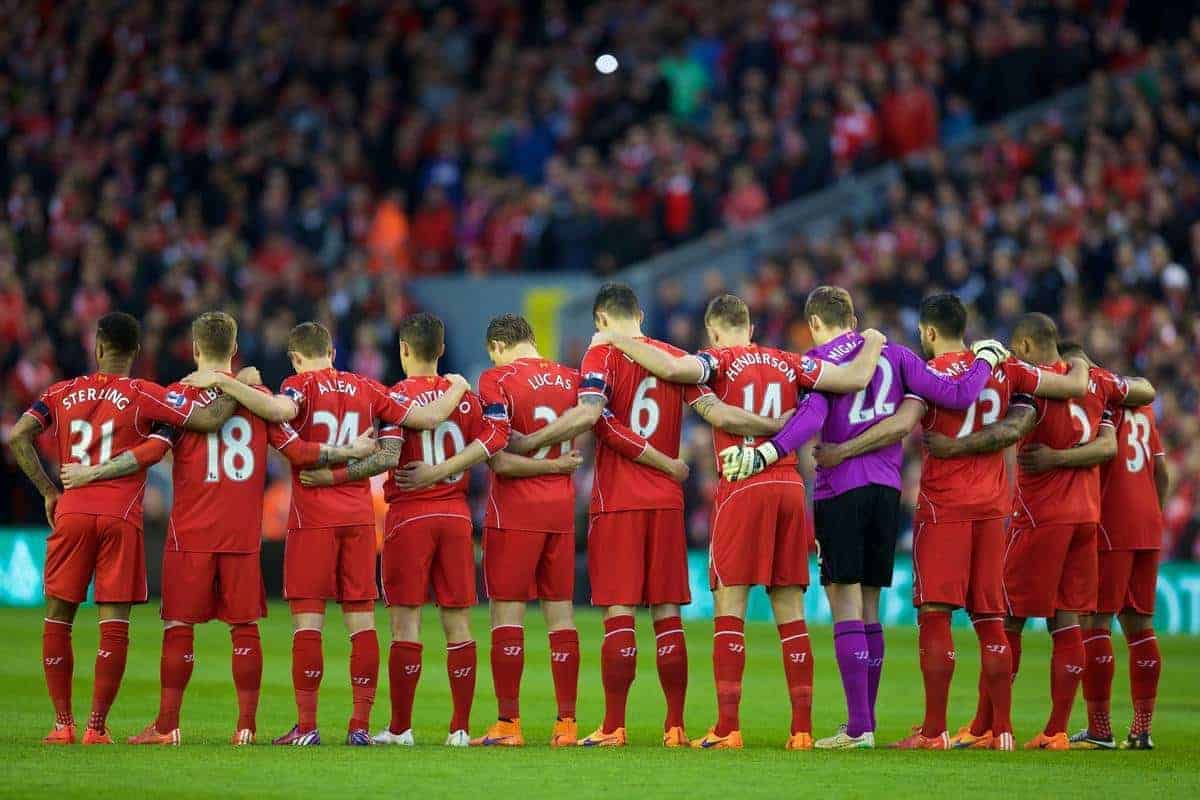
[718,441,780,482]
[971,338,1011,370]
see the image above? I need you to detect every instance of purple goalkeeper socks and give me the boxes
[865,622,884,731]
[834,620,872,737]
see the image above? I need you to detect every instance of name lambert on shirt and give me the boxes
[724,350,797,383]
[61,386,131,410]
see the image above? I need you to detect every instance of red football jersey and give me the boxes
[915,354,1040,523]
[280,367,415,530]
[153,383,305,553]
[1100,405,1165,551]
[579,339,711,513]
[379,375,505,521]
[696,343,822,490]
[26,372,197,524]
[478,357,579,533]
[1012,364,1129,527]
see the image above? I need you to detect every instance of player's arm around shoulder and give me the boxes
[591,331,710,384]
[402,374,471,429]
[181,369,297,423]
[510,391,605,455]
[925,400,1037,458]
[1030,356,1089,399]
[813,328,886,393]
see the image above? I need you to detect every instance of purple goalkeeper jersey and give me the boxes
[771,331,991,500]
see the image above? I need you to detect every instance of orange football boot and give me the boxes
[550,718,578,747]
[691,728,743,750]
[127,723,181,745]
[890,726,950,749]
[948,725,993,749]
[578,726,627,747]
[471,719,524,747]
[785,732,814,751]
[43,723,76,745]
[1024,731,1070,750]
[662,726,690,748]
[82,727,114,745]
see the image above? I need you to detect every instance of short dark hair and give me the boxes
[1057,340,1095,366]
[592,282,641,321]
[96,312,140,358]
[288,321,333,358]
[486,314,535,348]
[804,286,854,328]
[192,311,238,359]
[918,293,967,338]
[1011,312,1058,349]
[704,294,751,329]
[397,312,444,361]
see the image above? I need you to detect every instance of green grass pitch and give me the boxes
[1,604,1196,798]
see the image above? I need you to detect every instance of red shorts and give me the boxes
[161,550,267,624]
[709,479,809,589]
[483,528,574,602]
[283,526,378,603]
[45,514,147,604]
[1097,549,1159,616]
[587,509,690,607]
[913,518,1005,614]
[381,512,476,608]
[1003,523,1098,618]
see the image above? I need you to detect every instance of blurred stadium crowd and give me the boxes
[1,1,1197,559]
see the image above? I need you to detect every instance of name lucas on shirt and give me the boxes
[527,372,573,392]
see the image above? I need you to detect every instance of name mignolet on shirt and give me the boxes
[61,386,131,410]
[824,338,862,361]
[724,350,797,383]
[527,372,573,392]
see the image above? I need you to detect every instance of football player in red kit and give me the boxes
[467,314,682,748]
[186,321,469,746]
[1016,344,1169,751]
[8,312,239,744]
[926,315,1154,751]
[60,312,375,746]
[813,296,1091,751]
[299,313,505,748]
[512,283,787,748]
[592,293,884,750]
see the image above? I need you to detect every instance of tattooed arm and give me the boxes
[689,394,787,437]
[60,437,172,489]
[181,394,239,433]
[299,437,402,487]
[8,414,59,525]
[924,403,1037,458]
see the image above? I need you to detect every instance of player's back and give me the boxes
[581,339,704,513]
[382,375,489,512]
[1014,364,1126,527]
[480,357,578,532]
[702,343,804,483]
[34,373,182,522]
[158,382,296,552]
[810,334,908,499]
[1099,404,1164,550]
[282,367,399,529]
[917,354,1037,522]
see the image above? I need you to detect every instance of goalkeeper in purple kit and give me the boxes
[720,287,1009,749]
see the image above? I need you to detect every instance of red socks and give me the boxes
[446,640,477,732]
[230,624,262,732]
[600,615,637,733]
[1082,627,1115,739]
[89,619,130,732]
[778,619,814,735]
[1046,624,1085,735]
[491,625,524,720]
[548,628,580,720]
[1128,629,1161,735]
[42,619,74,726]
[973,616,1013,735]
[349,629,380,732]
[387,641,422,734]
[155,626,194,732]
[918,611,954,737]
[653,616,687,732]
[292,629,323,733]
[712,616,745,736]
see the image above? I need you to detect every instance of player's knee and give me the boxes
[97,603,131,622]
[1118,611,1152,635]
[440,608,472,642]
[164,620,193,630]
[490,600,526,628]
[44,596,78,623]
[541,601,574,631]
[649,603,681,622]
[389,606,421,641]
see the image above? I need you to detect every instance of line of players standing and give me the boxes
[8,281,1165,752]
